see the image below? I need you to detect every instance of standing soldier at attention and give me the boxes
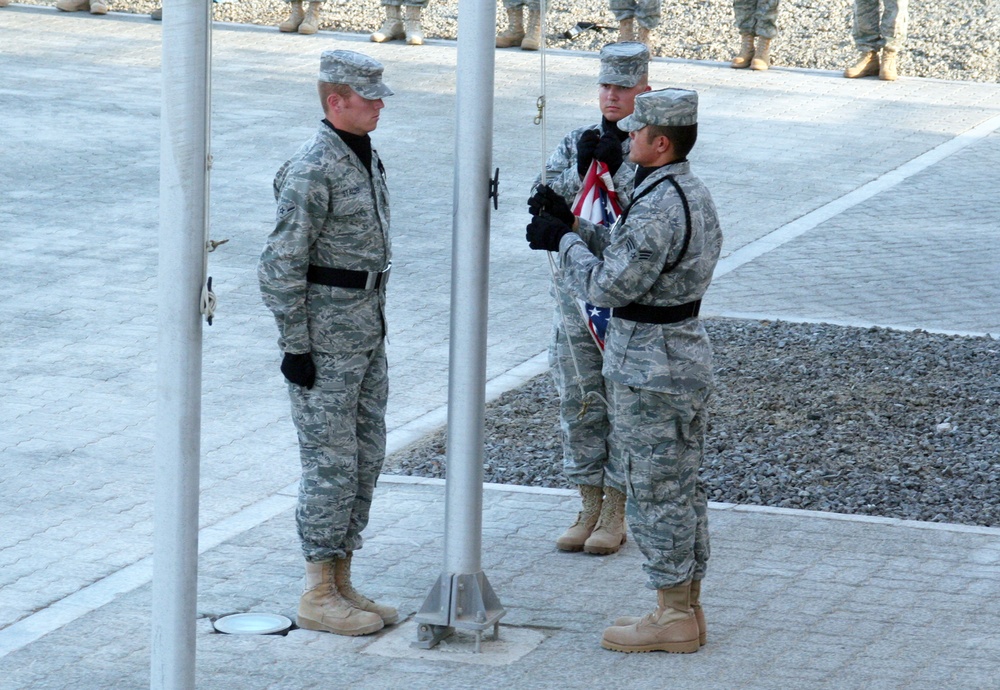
[540,42,651,557]
[609,0,661,44]
[370,0,429,46]
[496,0,543,51]
[278,0,324,35]
[258,50,396,637]
[526,89,721,653]
[844,0,908,81]
[729,0,781,71]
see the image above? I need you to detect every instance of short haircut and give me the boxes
[646,123,698,160]
[318,81,354,111]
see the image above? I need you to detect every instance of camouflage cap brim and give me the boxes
[353,82,394,100]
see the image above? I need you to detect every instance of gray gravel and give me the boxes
[21,0,1000,83]
[385,319,1000,528]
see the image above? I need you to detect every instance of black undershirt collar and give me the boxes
[601,117,630,143]
[323,119,373,174]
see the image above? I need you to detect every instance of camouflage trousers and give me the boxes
[548,287,624,492]
[381,0,431,6]
[852,0,908,52]
[288,343,388,563]
[609,0,661,30]
[609,380,710,589]
[502,0,540,11]
[733,0,780,39]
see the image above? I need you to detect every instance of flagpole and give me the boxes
[414,0,505,652]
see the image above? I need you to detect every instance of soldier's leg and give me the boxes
[753,0,780,39]
[879,0,907,52]
[611,381,710,590]
[290,351,367,563]
[633,0,661,30]
[851,0,882,50]
[609,0,637,21]
[548,292,610,491]
[344,345,388,552]
[732,0,755,35]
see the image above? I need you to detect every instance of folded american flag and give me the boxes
[570,159,621,352]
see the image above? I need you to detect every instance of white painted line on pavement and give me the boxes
[705,310,999,339]
[714,112,1000,279]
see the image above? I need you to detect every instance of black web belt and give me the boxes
[307,263,391,290]
[613,299,701,324]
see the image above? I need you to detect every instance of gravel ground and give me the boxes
[19,0,1000,83]
[385,319,1000,528]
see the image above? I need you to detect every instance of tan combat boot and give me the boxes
[298,1,321,35]
[613,578,706,646]
[555,484,603,551]
[618,17,635,42]
[602,582,700,653]
[844,49,880,78]
[520,9,541,51]
[278,1,305,32]
[583,485,626,555]
[495,6,525,48]
[333,553,400,625]
[55,0,90,11]
[880,49,898,81]
[298,560,384,636]
[89,0,107,13]
[403,5,424,46]
[0,0,11,7]
[636,25,650,45]
[371,4,404,42]
[731,33,755,68]
[750,36,772,70]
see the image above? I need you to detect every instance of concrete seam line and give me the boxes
[713,111,1000,280]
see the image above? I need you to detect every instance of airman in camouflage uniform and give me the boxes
[609,0,661,43]
[539,43,651,556]
[496,0,544,50]
[730,0,781,71]
[526,88,721,653]
[844,0,908,81]
[259,50,397,638]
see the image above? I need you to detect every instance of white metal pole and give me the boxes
[444,0,496,577]
[151,0,212,687]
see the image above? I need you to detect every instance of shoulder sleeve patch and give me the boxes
[276,202,296,223]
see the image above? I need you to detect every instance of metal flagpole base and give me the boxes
[413,571,506,652]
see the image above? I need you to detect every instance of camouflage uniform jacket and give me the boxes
[540,121,637,207]
[258,123,391,355]
[556,160,723,394]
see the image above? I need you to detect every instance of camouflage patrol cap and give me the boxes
[617,88,698,131]
[318,50,394,100]
[597,41,650,88]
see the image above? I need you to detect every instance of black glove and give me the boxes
[576,129,600,178]
[281,352,316,389]
[526,212,573,252]
[594,130,624,177]
[528,184,574,227]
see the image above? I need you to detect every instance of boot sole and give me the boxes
[297,615,384,636]
[556,542,586,552]
[600,638,700,654]
[583,534,626,555]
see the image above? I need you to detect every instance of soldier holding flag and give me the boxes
[537,42,650,556]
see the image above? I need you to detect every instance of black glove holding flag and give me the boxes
[576,129,601,178]
[281,352,316,389]
[528,184,574,226]
[594,130,624,177]
[526,212,573,252]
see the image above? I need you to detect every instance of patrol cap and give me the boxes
[617,88,698,132]
[597,41,650,88]
[318,49,393,100]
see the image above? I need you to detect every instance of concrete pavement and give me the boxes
[1,5,999,688]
